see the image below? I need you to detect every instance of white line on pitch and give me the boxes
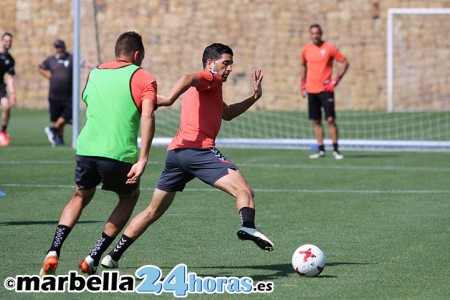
[1,160,450,172]
[2,183,450,194]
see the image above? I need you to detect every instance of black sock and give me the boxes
[333,143,339,152]
[48,225,71,257]
[89,232,115,266]
[239,207,256,229]
[1,126,6,132]
[319,145,325,152]
[108,234,135,262]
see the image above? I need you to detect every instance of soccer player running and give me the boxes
[100,43,274,270]
[39,31,157,276]
[301,24,349,159]
[0,33,16,146]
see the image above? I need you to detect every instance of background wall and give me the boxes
[1,0,449,111]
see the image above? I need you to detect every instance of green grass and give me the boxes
[0,110,449,299]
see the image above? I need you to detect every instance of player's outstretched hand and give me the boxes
[253,69,263,100]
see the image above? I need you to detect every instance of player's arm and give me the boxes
[335,57,349,83]
[126,98,156,184]
[38,65,51,79]
[222,69,263,121]
[6,73,16,105]
[300,61,307,98]
[324,57,350,92]
[157,73,200,107]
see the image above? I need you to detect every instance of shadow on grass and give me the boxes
[192,261,373,280]
[0,220,101,226]
[111,261,373,281]
[192,264,294,281]
[326,261,374,267]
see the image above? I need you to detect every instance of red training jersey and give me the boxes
[302,41,345,93]
[168,70,224,150]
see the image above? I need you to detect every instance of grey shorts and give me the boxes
[157,148,238,192]
[75,155,139,195]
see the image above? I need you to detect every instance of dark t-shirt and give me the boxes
[39,52,73,100]
[0,51,15,87]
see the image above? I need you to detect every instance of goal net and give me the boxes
[73,3,450,150]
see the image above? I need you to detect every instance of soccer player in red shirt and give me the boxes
[100,43,274,269]
[301,24,349,159]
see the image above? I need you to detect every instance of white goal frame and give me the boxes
[387,8,450,113]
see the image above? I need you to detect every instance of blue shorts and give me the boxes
[75,155,139,195]
[157,148,238,192]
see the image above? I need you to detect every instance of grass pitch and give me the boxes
[0,110,449,299]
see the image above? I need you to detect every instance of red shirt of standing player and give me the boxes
[301,24,349,159]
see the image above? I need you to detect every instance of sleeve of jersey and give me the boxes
[332,46,346,62]
[131,69,157,112]
[195,71,219,91]
[39,58,50,70]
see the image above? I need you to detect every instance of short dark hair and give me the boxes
[309,24,322,33]
[115,31,144,57]
[202,43,233,68]
[2,32,13,39]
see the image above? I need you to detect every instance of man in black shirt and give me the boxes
[0,32,16,146]
[38,39,73,146]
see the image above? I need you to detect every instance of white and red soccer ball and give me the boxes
[292,244,326,277]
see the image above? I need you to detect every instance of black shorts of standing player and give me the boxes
[49,97,73,124]
[0,84,7,99]
[75,155,139,195]
[157,147,238,192]
[307,92,336,120]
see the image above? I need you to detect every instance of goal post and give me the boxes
[387,8,450,113]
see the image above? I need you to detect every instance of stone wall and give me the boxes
[1,0,449,111]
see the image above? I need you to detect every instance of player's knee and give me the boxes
[236,186,254,199]
[2,102,10,111]
[72,191,91,207]
[142,206,163,222]
[326,117,335,125]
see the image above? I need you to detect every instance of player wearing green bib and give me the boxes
[77,63,142,163]
[39,32,157,277]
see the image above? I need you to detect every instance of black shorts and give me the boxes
[75,155,139,195]
[157,148,238,192]
[49,97,72,123]
[0,84,7,99]
[308,92,336,120]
